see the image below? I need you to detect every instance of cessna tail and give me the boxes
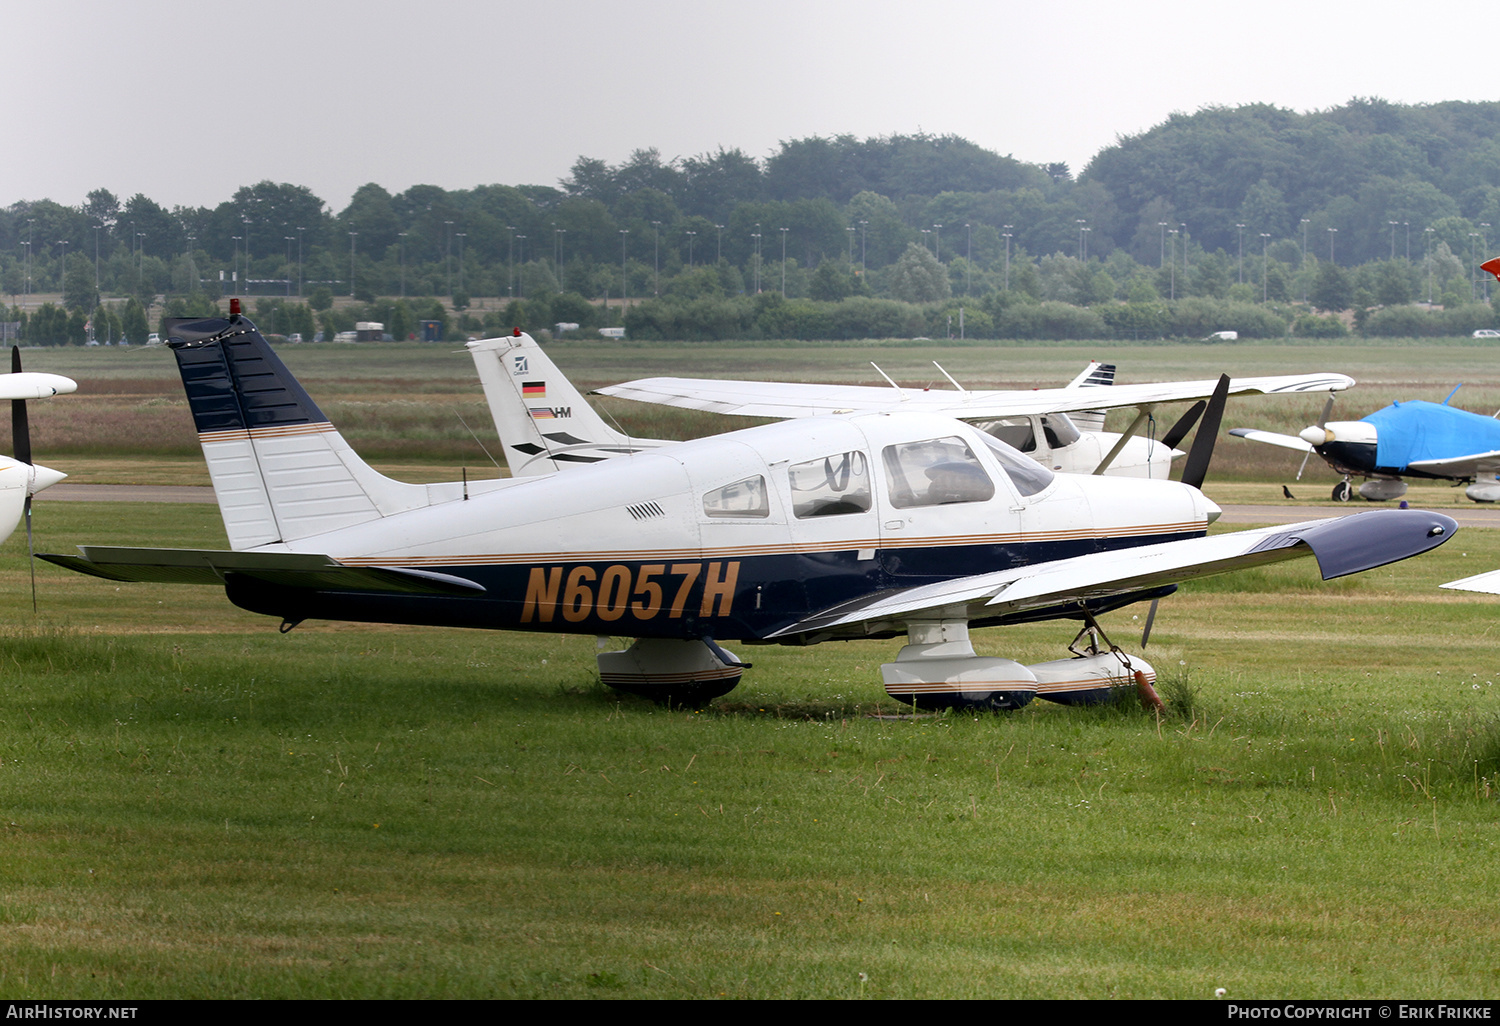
[467,329,668,477]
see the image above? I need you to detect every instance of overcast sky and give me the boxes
[11,0,1493,214]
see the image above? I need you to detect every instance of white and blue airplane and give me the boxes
[41,303,1455,711]
[1231,389,1500,503]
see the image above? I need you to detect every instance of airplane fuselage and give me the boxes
[230,412,1217,643]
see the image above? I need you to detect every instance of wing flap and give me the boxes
[40,546,485,596]
[768,509,1454,639]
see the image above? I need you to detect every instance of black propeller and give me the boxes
[12,346,36,612]
[1160,400,1206,451]
[1178,374,1230,490]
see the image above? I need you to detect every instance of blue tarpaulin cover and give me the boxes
[1365,400,1500,468]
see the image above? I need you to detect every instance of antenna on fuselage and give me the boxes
[931,361,967,393]
[870,362,908,401]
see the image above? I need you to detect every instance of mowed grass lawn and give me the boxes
[4,337,1500,998]
[1,497,1499,999]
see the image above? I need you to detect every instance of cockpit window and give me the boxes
[788,450,872,518]
[982,416,1037,452]
[882,436,996,508]
[978,433,1055,497]
[703,475,770,518]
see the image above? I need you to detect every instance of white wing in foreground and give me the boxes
[1441,569,1500,595]
[771,508,1455,639]
[596,372,1354,420]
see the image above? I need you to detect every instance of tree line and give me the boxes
[7,100,1500,342]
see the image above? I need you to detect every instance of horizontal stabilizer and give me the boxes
[769,509,1455,639]
[40,546,484,596]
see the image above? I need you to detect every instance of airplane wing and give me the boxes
[1407,450,1500,478]
[768,508,1454,639]
[595,372,1354,420]
[0,372,76,400]
[1228,427,1315,453]
[1442,569,1500,595]
[39,547,485,596]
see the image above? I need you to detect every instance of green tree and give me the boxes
[887,243,951,303]
[1311,261,1353,312]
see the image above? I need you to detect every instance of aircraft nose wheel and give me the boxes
[1332,480,1352,502]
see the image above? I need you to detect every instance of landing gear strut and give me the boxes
[1332,479,1353,502]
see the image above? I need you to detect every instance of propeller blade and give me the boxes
[1295,448,1313,481]
[1178,374,1229,490]
[1140,598,1160,649]
[10,346,30,469]
[1316,392,1335,429]
[1160,401,1205,451]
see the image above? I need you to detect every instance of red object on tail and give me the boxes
[230,298,241,316]
[1135,670,1164,713]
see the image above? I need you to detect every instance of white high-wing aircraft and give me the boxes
[42,305,1454,710]
[466,333,670,477]
[594,364,1354,479]
[470,329,1351,481]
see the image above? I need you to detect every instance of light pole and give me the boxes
[444,221,454,297]
[752,224,761,294]
[964,223,971,294]
[1389,220,1399,261]
[1327,227,1337,264]
[506,227,515,299]
[398,232,408,298]
[1168,229,1178,300]
[555,229,564,290]
[1003,226,1013,291]
[1260,233,1271,303]
[348,232,357,297]
[619,229,628,310]
[1425,226,1435,303]
[780,227,788,298]
[1301,218,1311,302]
[1077,219,1087,261]
[296,227,304,296]
[456,232,466,294]
[859,220,868,271]
[232,235,241,291]
[652,220,661,296]
[1236,224,1246,283]
[284,236,293,296]
[1484,224,1493,300]
[714,224,724,264]
[933,223,942,261]
[1158,222,1168,266]
[685,230,695,267]
[57,240,68,295]
[1471,232,1481,301]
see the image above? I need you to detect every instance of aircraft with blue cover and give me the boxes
[39,302,1457,711]
[1231,388,1500,502]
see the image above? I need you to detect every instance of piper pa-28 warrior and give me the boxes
[43,303,1455,711]
[1231,390,1500,503]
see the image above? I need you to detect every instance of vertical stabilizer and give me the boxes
[467,330,666,476]
[1065,360,1116,433]
[166,309,439,549]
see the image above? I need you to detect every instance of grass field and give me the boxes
[5,339,1500,999]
